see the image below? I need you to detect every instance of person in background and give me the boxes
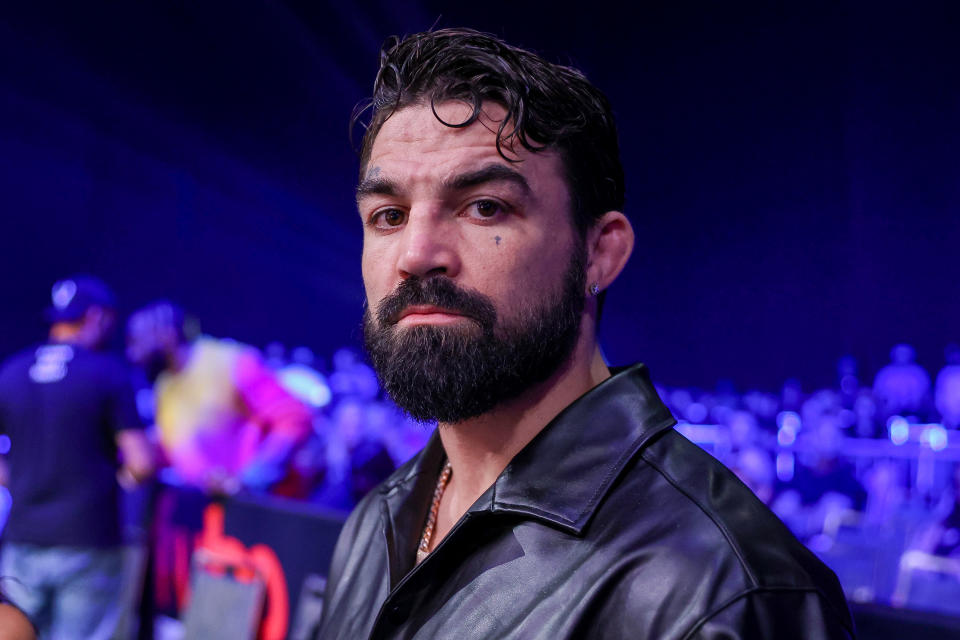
[861,459,906,529]
[125,301,311,493]
[774,406,867,543]
[0,276,154,639]
[913,463,960,559]
[327,347,380,401]
[935,344,960,430]
[873,343,932,422]
[310,398,397,510]
[730,446,777,505]
[726,408,763,453]
[852,388,880,438]
[836,355,860,409]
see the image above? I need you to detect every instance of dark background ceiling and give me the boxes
[1,1,957,391]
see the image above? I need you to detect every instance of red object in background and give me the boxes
[153,492,290,640]
[197,503,289,640]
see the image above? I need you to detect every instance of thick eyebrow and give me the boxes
[443,164,531,195]
[356,175,399,203]
[355,163,531,205]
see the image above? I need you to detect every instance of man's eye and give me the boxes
[466,199,504,219]
[373,209,407,228]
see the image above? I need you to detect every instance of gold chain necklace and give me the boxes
[416,460,453,565]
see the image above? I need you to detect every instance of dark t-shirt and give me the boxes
[0,343,145,547]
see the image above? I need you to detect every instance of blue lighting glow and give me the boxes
[888,416,909,446]
[776,411,800,447]
[777,425,796,447]
[776,452,794,482]
[923,425,948,451]
[279,365,332,408]
[776,411,801,431]
[0,435,9,455]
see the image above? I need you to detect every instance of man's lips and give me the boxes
[395,305,471,326]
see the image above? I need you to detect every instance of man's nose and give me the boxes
[396,210,461,280]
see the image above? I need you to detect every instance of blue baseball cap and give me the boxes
[44,275,117,323]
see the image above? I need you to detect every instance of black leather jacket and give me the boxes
[318,364,855,639]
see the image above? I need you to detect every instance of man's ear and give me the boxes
[585,211,634,293]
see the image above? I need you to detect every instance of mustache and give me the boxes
[375,277,497,330]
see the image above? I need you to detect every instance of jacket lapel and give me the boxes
[380,432,446,588]
[489,364,676,533]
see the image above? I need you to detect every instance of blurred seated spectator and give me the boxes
[836,355,860,406]
[914,464,960,559]
[364,401,430,467]
[935,344,960,429]
[852,389,880,438]
[347,440,397,505]
[328,347,379,401]
[725,409,767,453]
[781,378,804,414]
[126,301,311,494]
[741,390,779,430]
[270,429,328,501]
[310,398,396,510]
[862,460,907,529]
[773,408,867,542]
[730,446,776,504]
[873,343,932,421]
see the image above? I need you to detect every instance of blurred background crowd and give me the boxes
[1,3,958,637]
[106,291,960,617]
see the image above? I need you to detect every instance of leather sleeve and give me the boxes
[689,588,856,640]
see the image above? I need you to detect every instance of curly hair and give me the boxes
[353,28,625,239]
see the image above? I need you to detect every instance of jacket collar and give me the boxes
[378,363,676,581]
[484,363,676,534]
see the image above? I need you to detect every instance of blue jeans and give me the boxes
[1,543,123,640]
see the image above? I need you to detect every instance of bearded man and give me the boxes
[318,29,855,640]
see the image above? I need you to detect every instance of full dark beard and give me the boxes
[363,248,587,424]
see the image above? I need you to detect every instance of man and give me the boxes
[0,276,154,639]
[319,29,855,639]
[126,301,311,493]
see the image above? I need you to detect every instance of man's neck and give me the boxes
[436,344,611,523]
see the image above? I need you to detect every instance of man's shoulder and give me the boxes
[586,430,853,635]
[605,427,848,594]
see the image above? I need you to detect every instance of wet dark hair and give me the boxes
[353,28,625,240]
